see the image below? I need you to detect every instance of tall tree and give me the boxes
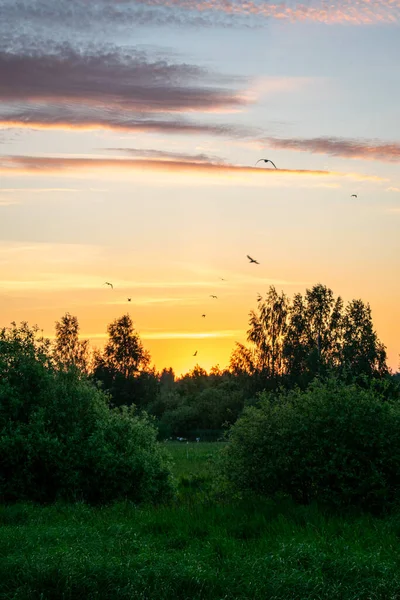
[247,287,288,380]
[96,314,150,379]
[341,299,388,378]
[53,313,90,374]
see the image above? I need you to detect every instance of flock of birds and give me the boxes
[102,157,358,359]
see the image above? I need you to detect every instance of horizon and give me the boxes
[1,0,399,376]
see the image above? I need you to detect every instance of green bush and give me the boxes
[0,323,174,504]
[221,377,400,512]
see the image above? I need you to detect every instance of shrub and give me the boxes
[221,377,400,512]
[0,323,174,504]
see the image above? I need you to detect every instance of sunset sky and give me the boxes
[1,0,400,375]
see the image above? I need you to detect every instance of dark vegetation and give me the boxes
[1,282,400,598]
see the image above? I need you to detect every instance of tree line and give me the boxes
[47,283,399,439]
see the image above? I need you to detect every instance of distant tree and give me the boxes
[176,365,209,396]
[94,314,150,378]
[53,313,90,374]
[159,367,175,391]
[93,314,151,407]
[341,299,388,379]
[283,284,345,384]
[247,287,289,381]
[232,283,388,391]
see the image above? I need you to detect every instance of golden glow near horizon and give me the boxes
[1,1,400,374]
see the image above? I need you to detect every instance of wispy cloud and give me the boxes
[140,330,244,340]
[0,187,81,193]
[48,330,245,341]
[104,147,227,164]
[0,106,251,137]
[0,198,20,206]
[262,136,400,163]
[0,155,385,182]
[1,0,399,31]
[0,45,248,113]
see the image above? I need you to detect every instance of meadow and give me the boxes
[2,442,400,600]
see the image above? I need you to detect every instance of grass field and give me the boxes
[164,441,225,479]
[2,442,400,599]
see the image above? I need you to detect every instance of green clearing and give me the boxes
[2,442,400,600]
[165,441,225,479]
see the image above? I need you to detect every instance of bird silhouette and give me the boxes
[247,255,260,265]
[220,278,226,281]
[351,194,358,198]
[210,295,218,299]
[127,298,131,302]
[256,158,277,169]
[104,282,114,289]
[202,314,206,318]
[193,351,198,356]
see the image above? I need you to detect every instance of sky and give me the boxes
[1,0,400,376]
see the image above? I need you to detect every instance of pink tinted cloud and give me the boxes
[0,47,248,113]
[263,136,400,163]
[0,154,384,181]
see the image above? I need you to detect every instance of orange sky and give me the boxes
[1,0,400,375]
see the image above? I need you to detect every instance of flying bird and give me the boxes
[220,278,226,281]
[127,298,131,302]
[210,295,218,299]
[247,255,260,265]
[104,282,114,289]
[193,351,198,356]
[202,314,206,318]
[256,158,277,169]
[351,194,358,198]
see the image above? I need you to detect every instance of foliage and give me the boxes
[93,314,154,407]
[221,377,400,512]
[231,283,388,391]
[53,312,91,374]
[0,322,174,504]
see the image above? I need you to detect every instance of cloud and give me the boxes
[262,136,400,163]
[0,199,20,206]
[0,187,81,193]
[104,147,227,163]
[0,154,385,181]
[386,186,400,192]
[1,0,399,30]
[0,45,248,113]
[0,106,252,137]
[140,330,244,340]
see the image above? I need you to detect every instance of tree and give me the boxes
[341,299,388,379]
[247,287,289,381]
[231,283,388,391]
[93,314,151,408]
[53,313,90,374]
[229,287,289,392]
[221,377,400,512]
[0,322,174,505]
[95,314,150,379]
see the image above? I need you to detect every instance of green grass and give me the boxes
[164,441,225,479]
[2,442,400,599]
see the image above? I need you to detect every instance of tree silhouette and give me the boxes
[247,287,288,381]
[53,313,90,374]
[342,299,388,379]
[231,283,388,391]
[96,314,150,379]
[92,314,151,407]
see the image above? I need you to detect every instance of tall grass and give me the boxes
[1,442,400,599]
